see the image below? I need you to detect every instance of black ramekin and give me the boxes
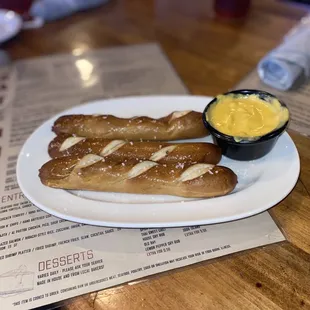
[202,89,290,161]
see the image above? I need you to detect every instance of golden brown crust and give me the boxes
[39,155,237,198]
[48,134,222,165]
[51,111,208,141]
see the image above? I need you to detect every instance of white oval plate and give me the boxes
[0,9,22,44]
[17,95,300,228]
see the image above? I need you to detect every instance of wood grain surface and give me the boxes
[3,0,310,309]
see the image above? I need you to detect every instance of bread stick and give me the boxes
[48,134,222,165]
[39,155,237,198]
[52,110,208,141]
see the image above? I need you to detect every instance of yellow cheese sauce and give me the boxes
[206,94,289,139]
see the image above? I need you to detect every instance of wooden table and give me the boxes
[3,0,310,309]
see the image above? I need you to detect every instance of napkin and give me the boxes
[257,25,310,91]
[30,0,110,22]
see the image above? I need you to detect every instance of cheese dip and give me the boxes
[206,94,289,138]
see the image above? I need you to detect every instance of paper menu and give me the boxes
[0,43,285,310]
[0,213,283,309]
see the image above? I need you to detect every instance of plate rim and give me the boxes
[16,95,301,228]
